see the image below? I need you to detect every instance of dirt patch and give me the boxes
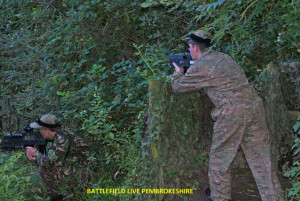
[169,168,291,201]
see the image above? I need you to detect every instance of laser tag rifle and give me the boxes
[169,53,194,74]
[1,127,50,154]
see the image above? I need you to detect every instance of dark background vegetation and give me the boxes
[0,0,299,200]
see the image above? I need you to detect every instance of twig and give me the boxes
[241,0,259,19]
[26,21,36,30]
[133,43,156,77]
[292,0,295,9]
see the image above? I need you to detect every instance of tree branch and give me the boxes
[241,0,259,20]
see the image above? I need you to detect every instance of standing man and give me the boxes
[171,30,283,201]
[25,114,91,201]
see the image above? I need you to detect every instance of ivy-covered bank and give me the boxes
[0,0,299,200]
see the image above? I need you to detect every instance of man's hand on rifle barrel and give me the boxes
[172,62,184,73]
[26,147,38,161]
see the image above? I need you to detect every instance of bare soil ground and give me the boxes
[171,168,291,201]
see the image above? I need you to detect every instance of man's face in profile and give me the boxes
[188,43,198,61]
[39,127,55,139]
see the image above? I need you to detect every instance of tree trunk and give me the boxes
[261,64,293,173]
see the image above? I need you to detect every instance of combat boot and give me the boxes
[50,194,63,201]
[205,188,213,201]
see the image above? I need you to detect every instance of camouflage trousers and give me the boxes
[39,165,92,200]
[208,99,284,201]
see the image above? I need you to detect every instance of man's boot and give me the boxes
[50,195,64,201]
[205,188,213,201]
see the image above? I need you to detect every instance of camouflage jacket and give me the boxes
[172,50,260,109]
[36,129,89,168]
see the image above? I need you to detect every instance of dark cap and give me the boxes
[182,30,212,44]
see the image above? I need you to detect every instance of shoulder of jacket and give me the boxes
[205,51,225,57]
[55,130,69,144]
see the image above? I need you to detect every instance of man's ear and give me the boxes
[196,45,202,54]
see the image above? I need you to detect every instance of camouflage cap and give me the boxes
[30,114,61,129]
[182,30,212,43]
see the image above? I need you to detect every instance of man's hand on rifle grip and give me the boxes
[26,146,37,161]
[172,62,184,73]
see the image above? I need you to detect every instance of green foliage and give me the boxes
[193,0,299,80]
[133,43,171,80]
[284,116,300,200]
[0,152,45,201]
[192,153,206,167]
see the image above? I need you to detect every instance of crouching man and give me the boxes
[26,114,92,201]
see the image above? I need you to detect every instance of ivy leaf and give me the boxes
[293,123,300,133]
[141,1,159,8]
